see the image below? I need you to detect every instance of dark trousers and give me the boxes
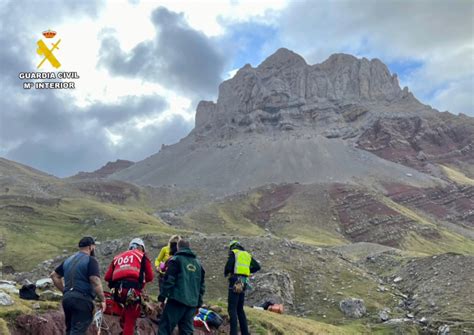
[158,299,195,335]
[62,292,94,335]
[228,289,249,335]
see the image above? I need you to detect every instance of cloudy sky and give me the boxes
[0,0,473,177]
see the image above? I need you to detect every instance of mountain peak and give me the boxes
[196,49,418,140]
[258,48,307,70]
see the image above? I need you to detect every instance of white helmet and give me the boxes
[129,238,145,251]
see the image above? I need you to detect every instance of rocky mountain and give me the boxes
[112,48,473,194]
[1,48,473,335]
[70,159,134,179]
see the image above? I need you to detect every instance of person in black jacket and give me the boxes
[224,240,261,335]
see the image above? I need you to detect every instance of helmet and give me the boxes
[229,240,241,249]
[129,238,145,251]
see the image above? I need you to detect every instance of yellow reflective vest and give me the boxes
[232,249,251,276]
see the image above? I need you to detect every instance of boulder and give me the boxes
[339,298,366,318]
[378,309,390,322]
[98,239,124,256]
[246,270,295,308]
[0,281,17,293]
[39,290,62,301]
[0,290,14,306]
[36,278,53,289]
[438,325,450,334]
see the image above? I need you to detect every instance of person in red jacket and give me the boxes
[105,238,154,335]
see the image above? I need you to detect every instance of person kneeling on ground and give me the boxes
[51,236,106,335]
[225,240,261,335]
[158,239,205,335]
[104,238,154,335]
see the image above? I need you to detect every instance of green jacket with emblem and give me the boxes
[158,247,205,307]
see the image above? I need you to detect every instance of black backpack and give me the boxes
[19,284,39,300]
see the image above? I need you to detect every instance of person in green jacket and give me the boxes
[158,239,205,335]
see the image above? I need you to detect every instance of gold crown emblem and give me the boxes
[42,29,56,38]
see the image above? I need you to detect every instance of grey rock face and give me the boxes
[339,298,367,318]
[195,48,417,140]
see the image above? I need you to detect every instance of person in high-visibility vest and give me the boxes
[224,240,261,335]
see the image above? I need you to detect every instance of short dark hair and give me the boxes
[78,236,95,248]
[177,239,190,249]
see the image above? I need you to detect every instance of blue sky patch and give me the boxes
[219,21,280,71]
[387,59,424,79]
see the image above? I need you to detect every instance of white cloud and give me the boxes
[432,77,474,115]
[277,0,474,114]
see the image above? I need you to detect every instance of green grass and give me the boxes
[0,288,61,335]
[0,196,177,271]
[0,290,60,333]
[0,318,9,335]
[402,230,474,256]
[440,164,474,185]
[379,195,474,256]
[184,195,266,236]
[247,308,363,334]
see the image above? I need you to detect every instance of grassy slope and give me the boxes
[0,195,176,271]
[248,309,420,334]
[379,196,474,256]
[440,164,474,185]
[183,185,348,247]
[247,308,363,334]
[182,184,473,256]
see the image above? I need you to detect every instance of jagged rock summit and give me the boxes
[112,48,472,194]
[194,48,418,141]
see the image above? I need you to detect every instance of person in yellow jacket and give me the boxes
[155,235,181,273]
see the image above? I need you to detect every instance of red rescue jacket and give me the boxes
[105,249,154,288]
[109,249,144,281]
